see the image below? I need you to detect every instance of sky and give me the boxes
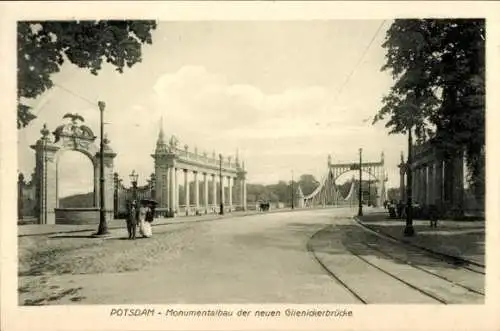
[17,20,407,197]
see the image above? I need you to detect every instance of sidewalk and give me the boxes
[355,211,485,267]
[18,206,341,237]
[18,210,260,237]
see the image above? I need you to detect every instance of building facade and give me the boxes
[152,125,247,216]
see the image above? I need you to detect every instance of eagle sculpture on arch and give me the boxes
[53,113,95,143]
[63,113,85,123]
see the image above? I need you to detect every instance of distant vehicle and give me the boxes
[258,201,270,212]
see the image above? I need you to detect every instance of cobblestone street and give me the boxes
[18,208,485,305]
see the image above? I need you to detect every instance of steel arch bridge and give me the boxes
[301,152,388,208]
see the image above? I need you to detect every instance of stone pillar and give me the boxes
[410,166,416,203]
[420,165,427,206]
[434,160,443,208]
[452,152,465,216]
[427,163,434,206]
[413,166,422,204]
[194,171,200,214]
[93,163,100,207]
[184,169,190,215]
[165,168,170,211]
[443,160,452,208]
[31,126,59,224]
[204,173,209,214]
[18,173,25,219]
[212,174,217,210]
[33,128,60,225]
[228,176,233,212]
[169,166,175,214]
[220,175,225,206]
[242,179,247,210]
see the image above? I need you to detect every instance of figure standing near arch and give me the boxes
[126,200,138,240]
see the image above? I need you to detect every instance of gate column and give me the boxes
[435,160,443,208]
[228,176,233,212]
[204,172,209,214]
[220,175,225,207]
[212,174,217,211]
[194,171,200,214]
[184,169,190,215]
[32,124,60,225]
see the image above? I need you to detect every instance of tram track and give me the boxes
[355,237,484,296]
[306,231,368,304]
[353,217,485,275]
[307,221,484,304]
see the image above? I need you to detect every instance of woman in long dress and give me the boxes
[138,203,152,238]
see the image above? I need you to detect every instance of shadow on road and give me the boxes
[311,222,484,272]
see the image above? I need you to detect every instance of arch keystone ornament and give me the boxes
[30,114,116,225]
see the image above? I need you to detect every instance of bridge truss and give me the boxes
[301,153,388,208]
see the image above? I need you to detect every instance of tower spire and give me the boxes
[155,115,167,153]
[158,116,165,142]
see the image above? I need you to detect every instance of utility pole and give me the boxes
[44,133,48,224]
[368,167,371,207]
[94,101,109,236]
[219,154,224,215]
[404,125,415,236]
[358,148,363,217]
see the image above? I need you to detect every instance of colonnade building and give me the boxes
[398,141,471,217]
[152,126,247,216]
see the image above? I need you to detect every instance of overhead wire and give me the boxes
[334,20,387,104]
[322,20,387,127]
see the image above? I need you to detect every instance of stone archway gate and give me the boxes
[31,115,116,224]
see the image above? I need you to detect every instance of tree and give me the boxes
[17,20,157,128]
[298,174,319,196]
[386,187,400,202]
[374,19,485,197]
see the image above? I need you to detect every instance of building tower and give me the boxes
[152,117,171,210]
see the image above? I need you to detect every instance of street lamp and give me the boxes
[358,148,363,217]
[94,101,109,236]
[404,125,415,236]
[150,173,156,200]
[291,170,295,210]
[219,154,224,215]
[367,167,371,207]
[130,170,139,202]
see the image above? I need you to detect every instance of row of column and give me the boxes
[400,156,464,213]
[159,167,247,215]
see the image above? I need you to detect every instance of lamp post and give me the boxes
[219,154,224,215]
[94,101,109,236]
[404,125,415,236]
[130,170,139,203]
[150,173,156,200]
[367,167,371,207]
[291,170,295,210]
[113,173,119,219]
[43,129,48,224]
[358,148,363,217]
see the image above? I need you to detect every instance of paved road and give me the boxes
[19,207,484,304]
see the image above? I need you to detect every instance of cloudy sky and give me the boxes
[17,20,407,197]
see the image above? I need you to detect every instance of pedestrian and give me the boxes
[126,200,138,240]
[396,200,403,218]
[429,204,439,228]
[138,201,152,238]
